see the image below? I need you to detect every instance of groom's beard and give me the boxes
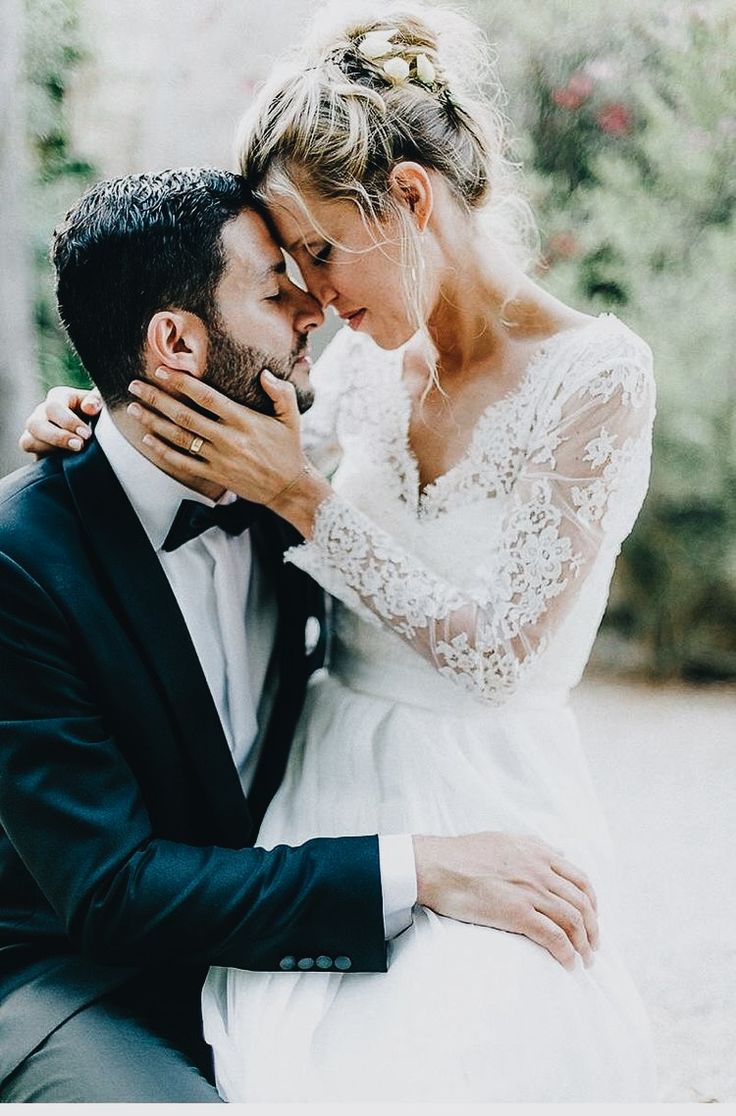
[203,317,314,416]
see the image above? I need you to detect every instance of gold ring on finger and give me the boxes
[189,435,205,456]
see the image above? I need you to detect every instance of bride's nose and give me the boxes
[294,288,324,333]
[309,276,339,311]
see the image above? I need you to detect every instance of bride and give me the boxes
[24,2,657,1102]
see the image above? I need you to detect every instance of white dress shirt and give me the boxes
[95,410,416,938]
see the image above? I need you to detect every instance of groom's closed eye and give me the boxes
[260,259,287,300]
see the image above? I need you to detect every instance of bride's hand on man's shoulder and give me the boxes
[413,831,600,972]
[19,385,102,457]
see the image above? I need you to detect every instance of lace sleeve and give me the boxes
[287,339,655,704]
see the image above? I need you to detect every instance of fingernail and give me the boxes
[129,382,142,396]
[76,426,91,439]
[69,437,83,451]
[127,403,142,418]
[142,434,154,447]
[262,369,276,381]
[154,368,169,380]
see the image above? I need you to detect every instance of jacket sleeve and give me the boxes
[0,552,387,973]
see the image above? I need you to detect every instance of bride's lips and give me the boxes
[341,308,366,331]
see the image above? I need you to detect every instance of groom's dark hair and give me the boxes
[52,167,255,406]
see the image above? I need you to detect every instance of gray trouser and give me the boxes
[0,973,223,1103]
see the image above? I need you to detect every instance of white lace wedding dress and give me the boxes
[202,312,658,1102]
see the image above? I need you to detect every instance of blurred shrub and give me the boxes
[470,0,736,680]
[26,0,95,393]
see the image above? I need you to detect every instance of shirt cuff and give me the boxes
[378,834,417,940]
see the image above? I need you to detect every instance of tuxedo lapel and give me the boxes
[62,441,252,846]
[246,513,325,833]
[242,516,281,766]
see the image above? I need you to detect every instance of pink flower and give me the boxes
[551,72,593,110]
[596,102,633,136]
[567,72,594,100]
[548,232,580,259]
[552,87,582,109]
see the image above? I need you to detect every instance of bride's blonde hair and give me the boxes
[237,1,538,361]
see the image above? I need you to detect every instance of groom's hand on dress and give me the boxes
[412,832,599,970]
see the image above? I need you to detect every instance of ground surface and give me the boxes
[573,678,736,1103]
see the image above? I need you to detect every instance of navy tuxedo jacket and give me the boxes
[0,440,386,1079]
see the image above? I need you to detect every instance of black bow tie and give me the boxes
[162,497,258,552]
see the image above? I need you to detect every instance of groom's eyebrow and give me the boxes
[258,259,287,284]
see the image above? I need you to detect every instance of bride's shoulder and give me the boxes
[554,312,654,409]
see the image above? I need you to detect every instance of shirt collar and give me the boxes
[94,407,225,551]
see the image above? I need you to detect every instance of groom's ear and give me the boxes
[146,310,208,378]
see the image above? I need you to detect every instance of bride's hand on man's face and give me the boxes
[126,368,331,532]
[19,385,102,457]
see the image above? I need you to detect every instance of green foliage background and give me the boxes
[25,0,95,393]
[471,0,736,681]
[25,0,736,680]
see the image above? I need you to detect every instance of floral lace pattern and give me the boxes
[291,315,655,704]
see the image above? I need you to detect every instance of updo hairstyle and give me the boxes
[238,1,537,346]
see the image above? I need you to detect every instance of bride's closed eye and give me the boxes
[311,244,332,267]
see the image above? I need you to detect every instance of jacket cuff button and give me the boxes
[297,957,315,970]
[316,955,333,970]
[334,956,352,971]
[279,956,296,971]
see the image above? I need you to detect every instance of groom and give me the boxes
[1,168,595,1102]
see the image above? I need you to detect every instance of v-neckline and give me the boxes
[394,313,613,513]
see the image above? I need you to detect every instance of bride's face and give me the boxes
[267,191,420,350]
